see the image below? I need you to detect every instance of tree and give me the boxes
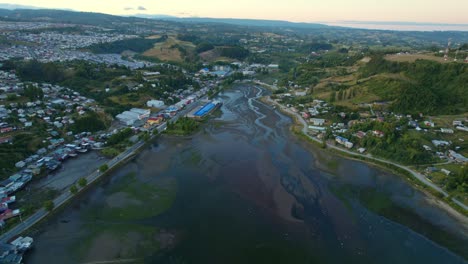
[195,42,215,53]
[99,164,109,172]
[78,178,88,187]
[329,91,336,103]
[71,112,106,133]
[44,200,54,211]
[70,185,78,194]
[337,90,344,101]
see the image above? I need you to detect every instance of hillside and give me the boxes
[359,56,468,114]
[309,55,467,115]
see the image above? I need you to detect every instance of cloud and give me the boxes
[124,7,134,11]
[137,6,147,11]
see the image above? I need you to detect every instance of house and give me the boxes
[456,126,468,132]
[422,145,432,151]
[425,167,438,173]
[432,140,450,147]
[424,121,435,127]
[408,121,419,128]
[372,130,385,138]
[441,169,451,176]
[358,148,366,153]
[146,117,163,126]
[147,100,165,108]
[14,161,25,169]
[355,131,367,139]
[335,136,353,148]
[310,118,326,126]
[143,71,160,76]
[308,126,326,132]
[0,136,12,144]
[453,120,463,126]
[0,127,13,133]
[335,136,347,145]
[440,128,454,134]
[448,150,468,163]
[295,91,307,97]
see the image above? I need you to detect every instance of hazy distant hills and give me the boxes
[0,8,328,29]
[0,7,466,45]
[0,8,148,26]
[135,15,329,29]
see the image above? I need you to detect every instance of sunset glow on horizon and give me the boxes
[3,0,468,24]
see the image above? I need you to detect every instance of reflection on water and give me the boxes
[27,85,468,264]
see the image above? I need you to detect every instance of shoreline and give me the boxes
[0,98,203,243]
[259,93,468,221]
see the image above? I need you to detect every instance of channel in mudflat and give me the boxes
[26,85,468,264]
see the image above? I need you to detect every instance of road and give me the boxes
[0,99,204,243]
[265,96,468,212]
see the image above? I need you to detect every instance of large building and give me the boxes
[116,108,151,126]
[147,100,165,108]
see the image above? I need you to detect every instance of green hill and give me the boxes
[359,56,468,115]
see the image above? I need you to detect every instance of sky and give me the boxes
[3,0,468,24]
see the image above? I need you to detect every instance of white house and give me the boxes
[310,118,326,126]
[147,100,165,108]
[432,140,450,147]
[440,128,454,134]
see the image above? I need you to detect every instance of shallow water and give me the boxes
[27,85,468,264]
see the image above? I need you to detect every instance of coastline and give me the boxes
[260,94,468,221]
[0,98,203,243]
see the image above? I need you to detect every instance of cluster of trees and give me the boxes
[298,42,333,53]
[6,60,65,83]
[88,37,166,54]
[23,84,44,100]
[195,42,215,53]
[71,112,107,133]
[445,165,468,194]
[106,128,133,146]
[166,117,199,135]
[219,46,249,60]
[309,52,363,68]
[0,133,43,179]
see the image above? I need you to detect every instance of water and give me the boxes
[27,85,468,263]
[324,22,468,31]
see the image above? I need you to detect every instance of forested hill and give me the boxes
[360,56,468,115]
[0,8,150,26]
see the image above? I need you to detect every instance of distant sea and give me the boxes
[324,21,468,31]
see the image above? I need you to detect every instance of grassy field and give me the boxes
[108,93,151,108]
[385,53,454,63]
[199,48,234,63]
[142,36,195,62]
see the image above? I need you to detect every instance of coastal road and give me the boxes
[265,96,468,212]
[0,98,205,243]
